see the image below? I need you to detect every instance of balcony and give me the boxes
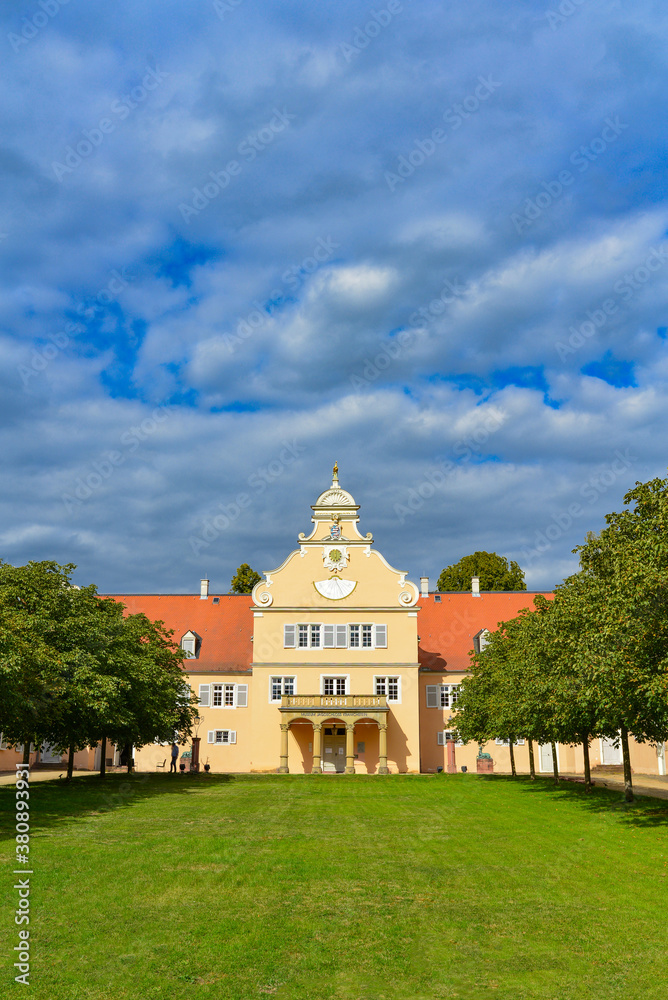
[280,694,388,710]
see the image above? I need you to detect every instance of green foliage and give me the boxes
[437,551,526,592]
[230,563,262,594]
[451,471,668,799]
[0,560,200,758]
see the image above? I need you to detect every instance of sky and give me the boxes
[2,0,668,595]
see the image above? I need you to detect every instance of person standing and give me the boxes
[170,742,179,773]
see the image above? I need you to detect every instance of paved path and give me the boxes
[0,770,93,785]
[563,772,668,801]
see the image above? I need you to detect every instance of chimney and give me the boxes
[200,577,209,600]
[420,576,429,598]
[471,576,480,597]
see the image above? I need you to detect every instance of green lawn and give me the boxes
[2,773,668,1000]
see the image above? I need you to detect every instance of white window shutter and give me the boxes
[236,684,248,708]
[426,685,438,708]
[199,684,210,707]
[375,624,387,648]
[335,624,348,648]
[437,731,445,746]
[229,731,237,744]
[323,624,335,648]
[284,624,296,648]
[207,731,215,744]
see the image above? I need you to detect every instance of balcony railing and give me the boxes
[281,694,387,709]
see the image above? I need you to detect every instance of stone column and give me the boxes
[345,723,356,774]
[446,739,456,774]
[378,724,389,774]
[278,723,289,773]
[311,722,323,774]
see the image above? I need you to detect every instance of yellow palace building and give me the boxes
[3,466,664,777]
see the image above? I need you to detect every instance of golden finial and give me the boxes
[333,461,339,481]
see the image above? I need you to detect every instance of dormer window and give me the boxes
[473,629,490,654]
[181,630,199,658]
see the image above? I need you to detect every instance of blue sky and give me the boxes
[2,0,668,593]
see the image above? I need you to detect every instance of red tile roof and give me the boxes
[101,590,553,676]
[103,594,253,673]
[417,591,553,672]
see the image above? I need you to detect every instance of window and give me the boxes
[199,683,248,708]
[495,738,525,746]
[426,684,461,709]
[323,676,347,696]
[473,629,490,654]
[434,595,441,603]
[0,732,8,750]
[284,623,388,649]
[438,731,464,746]
[270,676,296,702]
[374,676,401,702]
[207,730,237,745]
[180,630,198,658]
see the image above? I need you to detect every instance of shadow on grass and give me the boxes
[0,772,238,840]
[478,774,668,827]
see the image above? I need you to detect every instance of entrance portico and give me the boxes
[278,694,390,774]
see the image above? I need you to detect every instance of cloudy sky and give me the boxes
[2,0,667,594]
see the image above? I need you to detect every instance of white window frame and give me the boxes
[200,683,248,709]
[438,731,464,747]
[426,684,460,708]
[269,676,296,703]
[207,730,237,745]
[284,623,388,650]
[373,675,402,704]
[181,630,198,658]
[321,674,350,696]
[495,738,525,746]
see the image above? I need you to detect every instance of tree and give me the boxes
[570,473,668,801]
[0,560,200,780]
[437,551,526,592]
[230,564,261,594]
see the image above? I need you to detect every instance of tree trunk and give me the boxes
[581,735,591,792]
[66,746,75,781]
[99,736,107,778]
[22,741,32,766]
[126,744,133,774]
[551,742,559,784]
[620,724,634,802]
[509,740,517,777]
[528,740,536,780]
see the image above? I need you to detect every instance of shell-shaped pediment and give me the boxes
[314,487,357,507]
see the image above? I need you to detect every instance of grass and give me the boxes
[2,773,668,1000]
